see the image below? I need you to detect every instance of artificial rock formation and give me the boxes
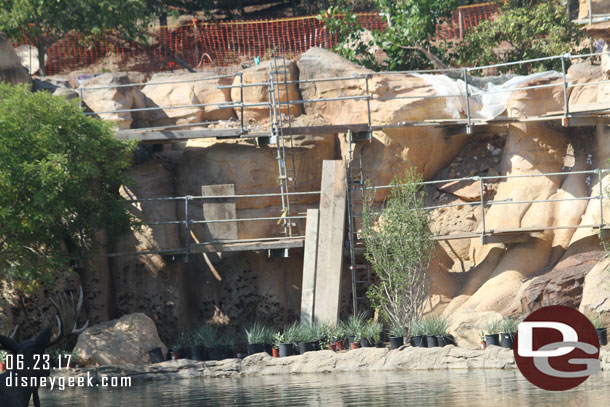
[0,33,31,85]
[3,35,610,349]
[230,59,302,123]
[143,71,235,127]
[74,313,167,366]
[81,73,147,129]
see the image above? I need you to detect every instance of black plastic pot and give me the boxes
[313,340,321,351]
[280,343,295,357]
[360,338,374,348]
[247,343,265,355]
[597,328,608,346]
[190,345,206,361]
[148,348,164,364]
[436,336,447,347]
[347,334,356,345]
[413,335,427,348]
[389,336,404,349]
[298,341,315,354]
[485,334,500,347]
[500,333,514,349]
[426,335,439,347]
[206,346,232,361]
[177,347,190,359]
[263,343,273,356]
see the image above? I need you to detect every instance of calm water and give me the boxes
[39,370,610,406]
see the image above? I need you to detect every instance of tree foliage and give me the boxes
[453,0,583,74]
[0,0,151,76]
[361,169,434,329]
[0,84,136,284]
[320,0,464,70]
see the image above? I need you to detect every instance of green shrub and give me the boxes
[362,170,433,330]
[244,322,274,344]
[484,318,502,335]
[0,84,137,284]
[500,317,519,334]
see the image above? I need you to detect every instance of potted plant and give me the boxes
[334,325,347,350]
[500,317,518,349]
[420,317,439,347]
[479,331,486,350]
[0,350,7,372]
[484,318,501,348]
[295,324,318,354]
[217,330,236,360]
[389,324,405,349]
[410,320,427,348]
[361,320,382,347]
[187,327,208,361]
[343,312,367,346]
[171,331,191,359]
[245,322,273,356]
[278,322,299,357]
[588,313,608,346]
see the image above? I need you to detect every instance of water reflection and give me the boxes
[38,369,610,406]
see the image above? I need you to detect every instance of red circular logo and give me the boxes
[514,305,600,391]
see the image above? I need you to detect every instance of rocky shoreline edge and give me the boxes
[51,346,610,384]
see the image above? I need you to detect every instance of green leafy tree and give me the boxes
[0,84,137,284]
[0,0,151,76]
[320,0,466,70]
[361,169,434,329]
[454,0,583,74]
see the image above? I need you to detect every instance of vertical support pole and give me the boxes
[458,9,464,40]
[364,74,372,137]
[239,72,244,133]
[184,196,190,261]
[463,68,472,134]
[597,168,604,228]
[479,177,486,245]
[589,0,593,25]
[193,19,200,66]
[78,87,83,110]
[561,55,569,120]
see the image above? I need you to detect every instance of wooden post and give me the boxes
[300,209,320,325]
[313,160,347,326]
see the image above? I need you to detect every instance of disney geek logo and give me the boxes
[514,305,601,391]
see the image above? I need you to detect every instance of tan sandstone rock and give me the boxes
[175,134,336,239]
[298,48,468,194]
[74,313,167,366]
[231,59,302,123]
[448,309,504,349]
[142,71,234,127]
[579,0,610,19]
[579,257,610,325]
[0,33,31,85]
[81,73,147,129]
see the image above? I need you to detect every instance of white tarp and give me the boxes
[411,71,564,120]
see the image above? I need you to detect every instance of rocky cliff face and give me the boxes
[2,44,610,347]
[0,33,31,85]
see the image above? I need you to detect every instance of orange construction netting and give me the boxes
[14,2,498,75]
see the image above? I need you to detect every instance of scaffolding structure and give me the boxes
[78,51,610,314]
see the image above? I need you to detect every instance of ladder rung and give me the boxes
[350,264,368,270]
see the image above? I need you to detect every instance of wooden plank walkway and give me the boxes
[116,112,610,143]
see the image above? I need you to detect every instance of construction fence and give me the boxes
[14,2,498,76]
